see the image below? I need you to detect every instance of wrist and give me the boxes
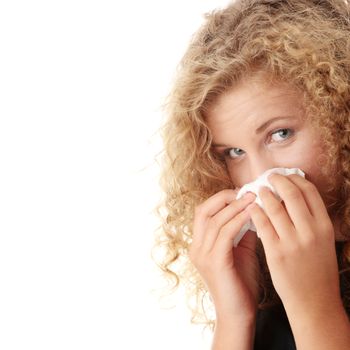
[213,315,256,350]
[215,304,257,324]
[286,299,350,341]
[215,310,256,330]
[284,296,345,322]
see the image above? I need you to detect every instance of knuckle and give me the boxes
[209,216,221,229]
[301,232,317,246]
[259,216,271,230]
[269,249,285,263]
[285,188,301,200]
[269,203,283,216]
[304,181,317,193]
[222,189,238,202]
[285,241,301,256]
[194,204,204,217]
[218,225,229,237]
[222,189,236,196]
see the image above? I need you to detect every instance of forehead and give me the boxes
[205,80,304,129]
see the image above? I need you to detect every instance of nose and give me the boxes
[249,155,276,182]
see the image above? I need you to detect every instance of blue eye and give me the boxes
[219,128,294,161]
[224,148,245,159]
[271,128,294,141]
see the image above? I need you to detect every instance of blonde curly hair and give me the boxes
[153,0,350,330]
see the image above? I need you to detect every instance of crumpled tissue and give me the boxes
[233,167,305,247]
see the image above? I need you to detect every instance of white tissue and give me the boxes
[233,167,305,247]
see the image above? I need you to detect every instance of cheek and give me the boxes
[295,151,323,184]
[298,146,340,209]
[226,163,245,188]
[289,138,325,173]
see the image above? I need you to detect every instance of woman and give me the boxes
[154,1,350,348]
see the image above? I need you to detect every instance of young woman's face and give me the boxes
[206,80,339,215]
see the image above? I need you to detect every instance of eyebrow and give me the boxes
[212,116,297,147]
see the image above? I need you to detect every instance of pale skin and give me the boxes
[189,79,350,349]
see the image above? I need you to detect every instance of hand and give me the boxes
[246,173,341,314]
[189,189,259,322]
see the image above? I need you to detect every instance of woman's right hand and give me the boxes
[189,189,259,323]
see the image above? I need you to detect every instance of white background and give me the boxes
[0,1,231,349]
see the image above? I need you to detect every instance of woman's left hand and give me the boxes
[246,173,341,315]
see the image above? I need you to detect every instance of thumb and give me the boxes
[238,229,258,250]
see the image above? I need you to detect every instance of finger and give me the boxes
[212,209,251,255]
[286,174,329,219]
[192,189,238,247]
[200,193,256,252]
[258,186,296,242]
[196,189,240,218]
[267,174,314,234]
[285,174,334,239]
[246,202,279,251]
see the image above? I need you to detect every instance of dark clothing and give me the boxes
[254,304,295,350]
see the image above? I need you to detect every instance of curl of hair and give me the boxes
[153,0,350,330]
